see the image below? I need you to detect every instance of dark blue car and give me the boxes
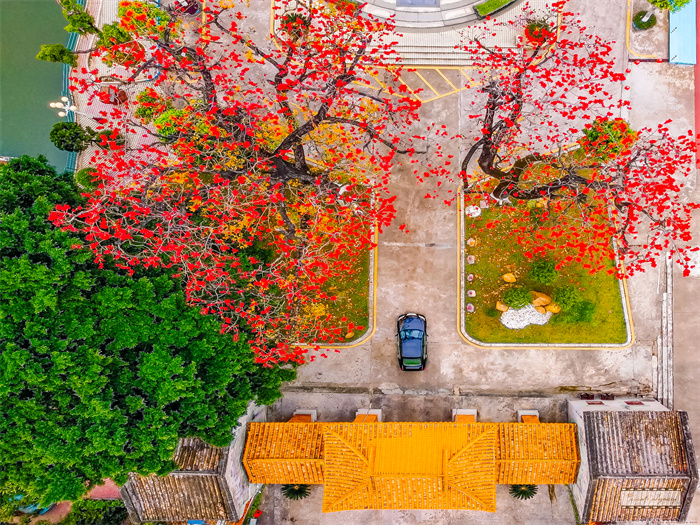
[396,313,427,371]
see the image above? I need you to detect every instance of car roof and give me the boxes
[400,338,423,358]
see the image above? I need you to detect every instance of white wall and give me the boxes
[224,403,268,519]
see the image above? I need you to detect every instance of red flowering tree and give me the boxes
[50,0,420,363]
[449,1,698,276]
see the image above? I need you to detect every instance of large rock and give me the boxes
[531,291,552,306]
[496,301,509,312]
[535,306,547,314]
[545,303,561,314]
[502,273,516,283]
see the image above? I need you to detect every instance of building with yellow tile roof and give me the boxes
[242,420,580,512]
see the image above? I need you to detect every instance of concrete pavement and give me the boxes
[252,0,699,522]
[291,0,659,401]
[625,2,699,520]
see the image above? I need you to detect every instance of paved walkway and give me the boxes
[626,1,700,521]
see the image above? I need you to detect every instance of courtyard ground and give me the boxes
[227,0,700,522]
[250,0,700,523]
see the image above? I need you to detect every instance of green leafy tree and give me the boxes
[59,0,100,35]
[49,122,93,152]
[0,156,295,506]
[49,123,123,152]
[648,0,692,11]
[36,44,77,67]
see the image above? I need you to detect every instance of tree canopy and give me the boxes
[47,0,700,361]
[648,0,692,11]
[0,156,294,507]
[436,2,698,276]
[36,44,77,67]
[50,0,420,363]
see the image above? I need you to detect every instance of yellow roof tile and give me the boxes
[242,420,580,511]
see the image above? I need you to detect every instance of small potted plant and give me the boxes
[633,10,657,30]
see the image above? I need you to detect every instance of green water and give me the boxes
[0,0,68,170]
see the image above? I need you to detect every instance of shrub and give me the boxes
[117,1,172,39]
[528,206,548,225]
[648,0,691,11]
[154,109,186,139]
[524,19,554,44]
[280,13,310,40]
[486,307,500,318]
[509,484,538,500]
[95,24,143,66]
[557,300,596,324]
[57,500,127,525]
[503,287,531,308]
[633,11,657,30]
[95,23,131,50]
[579,117,638,160]
[553,286,582,311]
[93,129,125,149]
[75,168,98,190]
[528,260,557,285]
[281,484,311,500]
[135,89,171,123]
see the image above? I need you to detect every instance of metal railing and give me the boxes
[61,0,87,173]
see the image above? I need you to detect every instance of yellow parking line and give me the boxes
[397,76,423,103]
[413,70,443,99]
[436,69,458,91]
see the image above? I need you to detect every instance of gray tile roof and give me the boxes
[584,410,693,477]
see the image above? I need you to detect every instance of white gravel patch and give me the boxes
[500,304,553,329]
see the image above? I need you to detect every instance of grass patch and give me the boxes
[463,207,628,345]
[475,0,517,17]
[242,490,263,525]
[320,249,371,343]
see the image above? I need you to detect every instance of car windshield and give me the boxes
[400,329,423,340]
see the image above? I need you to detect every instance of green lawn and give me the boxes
[474,0,517,17]
[320,249,371,344]
[463,207,629,345]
